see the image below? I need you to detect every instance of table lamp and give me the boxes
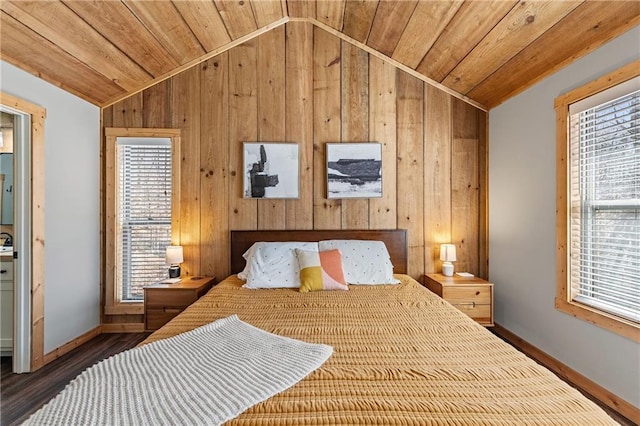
[166,245,183,278]
[440,244,456,277]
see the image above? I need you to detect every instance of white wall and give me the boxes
[1,61,101,353]
[489,26,640,407]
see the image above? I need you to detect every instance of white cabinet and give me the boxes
[0,259,13,354]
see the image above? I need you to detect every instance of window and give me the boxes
[105,128,181,315]
[555,62,639,342]
[118,139,172,301]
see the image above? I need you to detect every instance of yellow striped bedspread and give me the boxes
[141,274,616,425]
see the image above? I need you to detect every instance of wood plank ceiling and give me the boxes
[1,1,638,109]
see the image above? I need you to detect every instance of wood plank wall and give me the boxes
[102,22,487,327]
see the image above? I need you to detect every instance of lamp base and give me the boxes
[442,262,454,277]
[168,265,181,278]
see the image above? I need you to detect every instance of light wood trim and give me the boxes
[554,59,640,108]
[0,92,46,371]
[101,323,145,333]
[100,17,290,109]
[42,325,102,365]
[104,128,181,137]
[104,304,144,316]
[493,323,640,423]
[290,17,487,112]
[478,111,489,279]
[30,96,46,371]
[555,61,640,343]
[104,128,181,316]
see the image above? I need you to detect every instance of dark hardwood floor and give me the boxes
[1,332,149,426]
[1,331,636,425]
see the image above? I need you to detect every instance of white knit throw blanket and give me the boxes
[24,315,333,425]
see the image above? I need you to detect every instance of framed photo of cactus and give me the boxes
[243,143,299,199]
[326,143,382,199]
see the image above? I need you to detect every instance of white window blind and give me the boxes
[569,86,640,323]
[116,138,172,302]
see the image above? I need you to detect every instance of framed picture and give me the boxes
[243,143,299,199]
[326,143,382,199]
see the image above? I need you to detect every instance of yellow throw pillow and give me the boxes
[296,249,349,292]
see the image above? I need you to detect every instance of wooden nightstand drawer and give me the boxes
[442,286,491,305]
[424,273,494,327]
[145,290,196,309]
[146,308,183,330]
[144,276,216,331]
[451,302,492,323]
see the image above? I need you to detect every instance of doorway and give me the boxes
[0,92,45,373]
[0,112,15,360]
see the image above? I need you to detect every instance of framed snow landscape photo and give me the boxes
[326,143,382,199]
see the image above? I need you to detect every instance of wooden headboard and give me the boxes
[230,230,408,274]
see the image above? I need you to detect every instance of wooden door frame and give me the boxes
[0,92,45,372]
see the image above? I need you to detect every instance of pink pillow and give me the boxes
[295,249,348,292]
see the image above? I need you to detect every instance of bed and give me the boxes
[138,229,617,425]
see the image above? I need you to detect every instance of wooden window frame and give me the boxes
[554,60,640,342]
[104,128,181,315]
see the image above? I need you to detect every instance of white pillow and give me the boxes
[318,240,400,285]
[239,242,319,289]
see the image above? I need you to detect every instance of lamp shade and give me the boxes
[440,244,457,262]
[166,245,184,265]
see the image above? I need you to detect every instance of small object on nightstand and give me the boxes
[166,245,183,278]
[440,244,457,277]
[423,273,494,327]
[456,272,474,277]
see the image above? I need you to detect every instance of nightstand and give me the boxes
[424,273,494,326]
[144,276,216,331]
